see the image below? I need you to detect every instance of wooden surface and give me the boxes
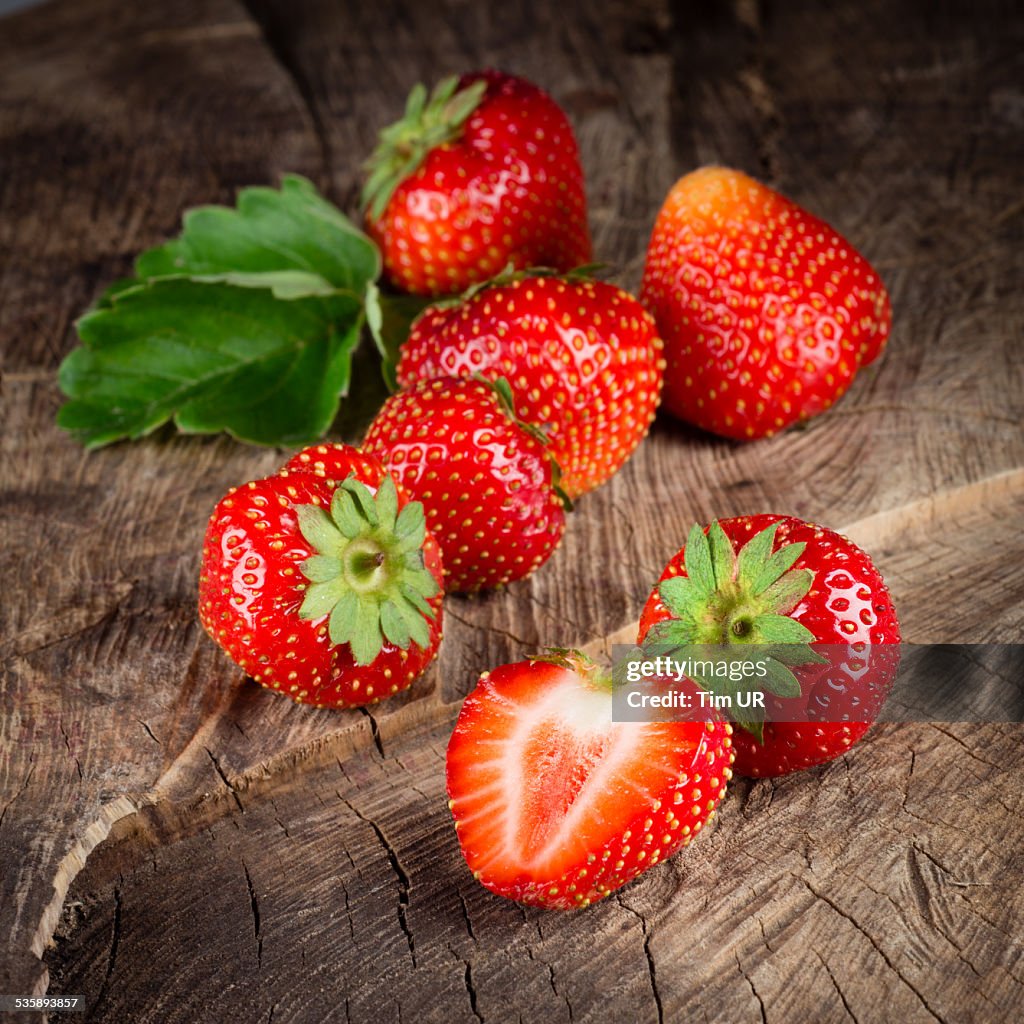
[2,0,1023,1020]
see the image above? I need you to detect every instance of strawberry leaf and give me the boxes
[683,523,715,595]
[58,281,364,448]
[132,175,380,296]
[708,521,736,588]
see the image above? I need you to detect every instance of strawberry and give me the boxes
[637,515,901,777]
[199,445,444,708]
[362,71,592,296]
[396,274,665,498]
[640,167,892,440]
[446,650,733,909]
[360,377,566,593]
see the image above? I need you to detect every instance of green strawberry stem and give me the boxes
[296,473,439,666]
[361,75,489,222]
[472,373,574,512]
[528,648,613,690]
[646,521,828,740]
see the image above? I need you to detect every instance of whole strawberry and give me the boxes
[397,274,665,498]
[641,167,892,440]
[360,377,566,592]
[637,515,901,776]
[446,651,733,909]
[363,71,592,296]
[199,445,444,708]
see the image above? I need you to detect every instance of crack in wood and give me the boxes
[90,883,122,1018]
[204,747,244,813]
[814,950,860,1024]
[617,895,664,1024]
[464,961,484,1024]
[358,706,386,759]
[58,720,84,782]
[800,877,947,1023]
[336,791,416,969]
[0,757,36,834]
[241,859,263,970]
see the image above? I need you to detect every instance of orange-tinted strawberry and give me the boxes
[396,274,665,498]
[637,515,901,776]
[199,446,443,708]
[446,651,733,909]
[360,377,566,592]
[641,167,891,439]
[363,71,592,296]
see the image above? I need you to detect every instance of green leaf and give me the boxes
[736,522,779,588]
[375,474,399,531]
[300,554,342,583]
[369,289,433,390]
[394,593,433,646]
[658,576,705,620]
[760,659,803,699]
[683,523,715,595]
[341,477,379,527]
[761,643,830,668]
[733,717,766,744]
[177,269,339,299]
[760,569,814,615]
[394,501,427,550]
[331,486,367,539]
[645,619,699,646]
[751,613,817,644]
[380,601,411,648]
[296,505,343,557]
[328,590,360,646]
[299,579,345,621]
[708,521,736,589]
[135,175,380,296]
[752,542,807,595]
[351,598,384,667]
[58,281,363,448]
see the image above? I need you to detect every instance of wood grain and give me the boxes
[1,0,1022,1019]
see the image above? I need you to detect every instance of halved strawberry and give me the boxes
[446,651,733,909]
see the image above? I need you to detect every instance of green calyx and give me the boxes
[435,262,608,312]
[646,521,827,740]
[528,648,611,689]
[296,474,439,666]
[361,75,489,223]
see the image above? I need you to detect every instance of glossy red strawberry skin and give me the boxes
[638,514,901,777]
[641,167,892,440]
[199,448,444,708]
[360,377,565,592]
[446,658,733,909]
[396,275,665,498]
[369,71,592,296]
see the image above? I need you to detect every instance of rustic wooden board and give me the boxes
[1,0,1022,1020]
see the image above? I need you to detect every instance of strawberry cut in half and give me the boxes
[199,445,444,708]
[446,651,733,909]
[363,71,592,296]
[641,167,892,440]
[361,376,567,593]
[397,273,665,498]
[637,515,901,776]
